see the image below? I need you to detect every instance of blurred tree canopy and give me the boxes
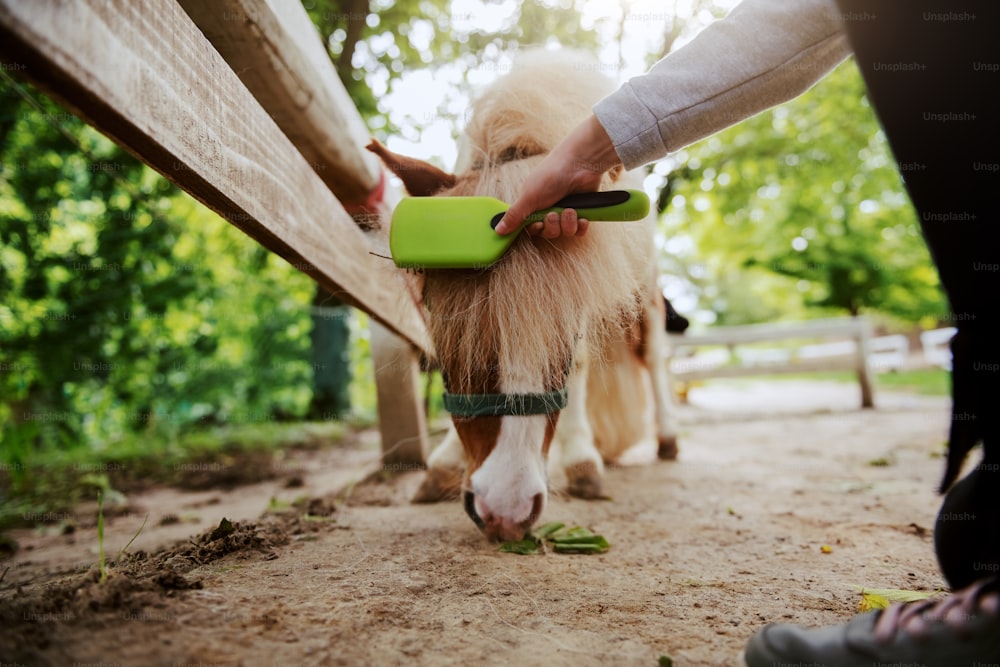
[1,80,317,453]
[657,60,946,326]
[304,0,602,137]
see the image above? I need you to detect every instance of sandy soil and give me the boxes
[0,380,955,667]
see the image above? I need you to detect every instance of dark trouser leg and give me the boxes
[835,0,1000,588]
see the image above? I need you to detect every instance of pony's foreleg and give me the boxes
[554,344,606,499]
[644,293,681,460]
[411,425,465,503]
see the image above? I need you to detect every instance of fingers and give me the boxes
[495,195,550,235]
[494,186,552,235]
[528,209,589,238]
[499,204,590,239]
[494,154,570,235]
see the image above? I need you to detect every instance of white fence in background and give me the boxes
[667,317,877,408]
[920,327,956,370]
[667,318,961,409]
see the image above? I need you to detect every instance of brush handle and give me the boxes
[490,189,650,229]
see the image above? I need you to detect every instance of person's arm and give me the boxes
[496,0,850,235]
[598,0,849,169]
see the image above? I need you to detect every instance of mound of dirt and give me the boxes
[0,510,335,664]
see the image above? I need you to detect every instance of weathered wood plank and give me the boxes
[0,0,431,354]
[176,0,381,206]
[371,320,430,467]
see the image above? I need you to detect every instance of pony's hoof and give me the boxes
[411,465,464,503]
[657,435,679,460]
[565,461,608,500]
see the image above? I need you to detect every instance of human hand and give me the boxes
[527,208,590,239]
[494,114,622,237]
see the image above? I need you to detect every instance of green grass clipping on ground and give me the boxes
[498,522,611,555]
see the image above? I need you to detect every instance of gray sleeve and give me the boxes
[594,0,851,170]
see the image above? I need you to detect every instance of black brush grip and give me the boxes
[489,191,632,229]
[552,190,631,208]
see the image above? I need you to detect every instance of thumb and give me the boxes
[494,200,530,235]
[495,191,556,235]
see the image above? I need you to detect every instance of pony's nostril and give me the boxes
[529,492,544,525]
[463,490,485,530]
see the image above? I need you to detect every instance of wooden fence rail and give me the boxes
[177,0,382,206]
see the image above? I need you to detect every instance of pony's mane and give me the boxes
[424,51,654,394]
[455,52,620,172]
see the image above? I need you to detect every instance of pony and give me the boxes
[368,51,678,541]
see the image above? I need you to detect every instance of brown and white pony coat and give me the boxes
[369,52,678,541]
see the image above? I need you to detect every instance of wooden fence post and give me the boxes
[855,317,875,409]
[370,320,429,468]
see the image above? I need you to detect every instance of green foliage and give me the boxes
[2,80,198,447]
[0,420,348,529]
[498,522,611,555]
[873,368,950,396]
[659,61,947,325]
[0,80,322,453]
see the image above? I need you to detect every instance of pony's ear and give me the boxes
[366,139,457,196]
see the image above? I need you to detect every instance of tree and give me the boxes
[305,0,603,135]
[0,78,317,450]
[656,60,946,325]
[1,81,201,446]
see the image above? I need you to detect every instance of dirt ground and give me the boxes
[1,380,956,667]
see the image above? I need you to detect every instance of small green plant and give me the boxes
[868,456,894,467]
[97,489,107,584]
[95,488,148,584]
[267,496,292,512]
[115,513,149,565]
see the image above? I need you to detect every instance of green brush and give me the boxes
[389,189,649,269]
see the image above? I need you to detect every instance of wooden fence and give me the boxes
[667,317,876,408]
[0,0,430,465]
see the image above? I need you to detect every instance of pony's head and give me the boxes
[370,52,647,540]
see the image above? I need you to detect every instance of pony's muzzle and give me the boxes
[464,490,544,542]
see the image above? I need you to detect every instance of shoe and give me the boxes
[743,577,1000,666]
